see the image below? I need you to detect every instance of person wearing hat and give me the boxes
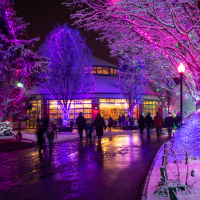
[46,117,57,153]
[165,112,174,138]
[93,113,106,143]
[145,112,153,139]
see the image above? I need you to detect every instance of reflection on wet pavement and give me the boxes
[0,132,169,200]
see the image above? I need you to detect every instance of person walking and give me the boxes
[43,115,49,148]
[165,112,174,139]
[154,112,163,139]
[118,115,122,129]
[174,113,181,128]
[46,117,57,154]
[145,112,153,139]
[93,113,106,143]
[138,114,145,137]
[36,120,45,153]
[76,112,85,140]
[122,114,125,126]
[70,119,74,132]
[87,121,93,140]
[108,116,113,131]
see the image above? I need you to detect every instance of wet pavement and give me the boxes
[0,131,169,200]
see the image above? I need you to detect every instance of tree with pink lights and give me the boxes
[0,0,49,121]
[38,23,94,125]
[64,0,200,100]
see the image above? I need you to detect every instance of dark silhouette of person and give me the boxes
[154,112,163,139]
[36,120,45,153]
[76,112,85,140]
[108,116,113,131]
[145,112,153,139]
[165,112,174,138]
[93,113,106,143]
[174,113,181,128]
[122,114,125,126]
[70,119,74,132]
[138,114,145,137]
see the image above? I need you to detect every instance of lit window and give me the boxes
[84,104,92,108]
[107,99,114,102]
[100,99,106,102]
[84,99,91,103]
[115,99,122,103]
[103,67,109,74]
[97,67,102,74]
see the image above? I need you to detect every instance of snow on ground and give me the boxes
[147,112,200,200]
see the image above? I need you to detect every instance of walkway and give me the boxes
[0,130,169,200]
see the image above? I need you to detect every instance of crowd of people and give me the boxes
[36,111,181,154]
[138,111,181,139]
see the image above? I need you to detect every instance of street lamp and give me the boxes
[178,63,185,127]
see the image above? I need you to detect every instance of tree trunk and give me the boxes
[62,108,69,126]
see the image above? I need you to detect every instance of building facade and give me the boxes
[25,57,163,129]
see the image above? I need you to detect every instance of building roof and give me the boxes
[91,56,117,68]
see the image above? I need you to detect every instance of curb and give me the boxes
[0,142,36,153]
[141,140,170,200]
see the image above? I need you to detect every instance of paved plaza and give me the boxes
[0,130,169,200]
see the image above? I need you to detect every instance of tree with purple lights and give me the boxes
[38,24,94,125]
[64,0,200,100]
[0,0,49,121]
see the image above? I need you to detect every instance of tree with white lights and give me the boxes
[0,0,49,121]
[38,23,94,125]
[64,0,200,100]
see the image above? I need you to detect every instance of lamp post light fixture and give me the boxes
[178,63,185,127]
[16,82,24,139]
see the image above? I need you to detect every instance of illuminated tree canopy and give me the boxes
[38,23,95,124]
[64,0,200,101]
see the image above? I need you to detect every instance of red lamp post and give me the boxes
[178,63,185,127]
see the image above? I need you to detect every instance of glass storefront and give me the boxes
[27,100,41,128]
[100,99,138,120]
[143,100,160,118]
[49,99,92,126]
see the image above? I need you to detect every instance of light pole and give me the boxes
[178,63,185,127]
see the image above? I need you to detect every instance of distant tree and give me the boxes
[0,0,49,121]
[38,24,94,125]
[118,62,148,116]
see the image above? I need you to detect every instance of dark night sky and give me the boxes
[14,0,117,65]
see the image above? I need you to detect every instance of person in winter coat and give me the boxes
[36,120,45,153]
[93,113,106,143]
[165,112,174,138]
[122,114,125,126]
[138,114,145,137]
[174,113,181,128]
[118,115,122,129]
[145,112,153,139]
[46,117,57,154]
[70,119,74,132]
[153,112,163,139]
[76,112,85,140]
[108,116,113,131]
